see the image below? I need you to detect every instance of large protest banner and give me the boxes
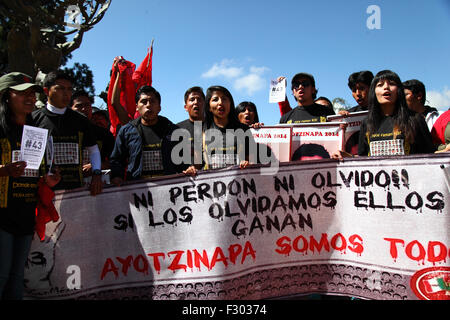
[24,154,450,300]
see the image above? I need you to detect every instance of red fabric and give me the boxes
[107,57,137,137]
[132,45,153,90]
[431,110,450,145]
[278,97,292,116]
[35,178,59,242]
[132,46,153,120]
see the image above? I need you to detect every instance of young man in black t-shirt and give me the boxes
[279,73,334,124]
[176,87,205,169]
[32,70,103,195]
[340,71,374,114]
[177,86,205,137]
[110,86,180,186]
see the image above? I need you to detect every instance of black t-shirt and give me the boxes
[203,122,257,170]
[32,107,97,190]
[279,103,335,124]
[0,123,42,235]
[347,105,368,113]
[136,117,174,178]
[177,119,195,138]
[358,114,435,156]
[175,119,204,167]
[92,124,115,162]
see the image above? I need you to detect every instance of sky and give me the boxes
[66,0,450,126]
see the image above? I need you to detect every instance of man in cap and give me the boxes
[279,73,335,124]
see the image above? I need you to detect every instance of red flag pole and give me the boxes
[147,39,154,68]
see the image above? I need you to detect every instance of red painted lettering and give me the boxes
[241,241,256,263]
[331,233,347,252]
[133,254,149,275]
[405,240,426,264]
[384,238,404,261]
[100,258,119,280]
[147,252,165,273]
[228,244,242,264]
[427,241,448,265]
[309,233,330,253]
[168,250,187,272]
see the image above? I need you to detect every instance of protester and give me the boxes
[0,72,60,300]
[334,70,435,158]
[109,85,180,185]
[431,109,450,153]
[278,73,335,124]
[403,79,441,131]
[201,86,255,171]
[339,70,374,115]
[336,71,374,155]
[235,101,262,127]
[32,70,103,195]
[108,57,136,135]
[314,96,334,114]
[71,90,115,172]
[177,86,205,134]
[91,107,110,130]
[176,87,205,173]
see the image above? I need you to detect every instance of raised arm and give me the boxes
[111,59,133,125]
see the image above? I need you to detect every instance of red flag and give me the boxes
[132,40,153,90]
[107,57,137,136]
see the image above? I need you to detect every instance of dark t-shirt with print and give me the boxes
[358,114,435,156]
[176,119,203,167]
[135,118,172,178]
[279,103,335,124]
[32,107,97,190]
[0,123,42,235]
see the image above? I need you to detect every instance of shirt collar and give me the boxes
[46,103,67,115]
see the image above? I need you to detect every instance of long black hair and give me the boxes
[0,90,12,136]
[204,85,241,129]
[0,89,34,137]
[235,101,260,124]
[367,70,417,143]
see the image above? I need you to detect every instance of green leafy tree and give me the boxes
[63,62,95,96]
[0,0,111,77]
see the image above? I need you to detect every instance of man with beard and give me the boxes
[110,86,180,186]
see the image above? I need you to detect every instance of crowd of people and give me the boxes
[0,64,449,300]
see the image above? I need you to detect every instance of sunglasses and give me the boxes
[293,81,312,89]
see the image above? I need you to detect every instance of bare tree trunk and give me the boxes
[7,25,36,77]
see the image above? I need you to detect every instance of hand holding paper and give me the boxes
[20,125,48,170]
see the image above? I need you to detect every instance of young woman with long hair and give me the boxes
[333,70,434,159]
[0,72,60,299]
[358,70,435,156]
